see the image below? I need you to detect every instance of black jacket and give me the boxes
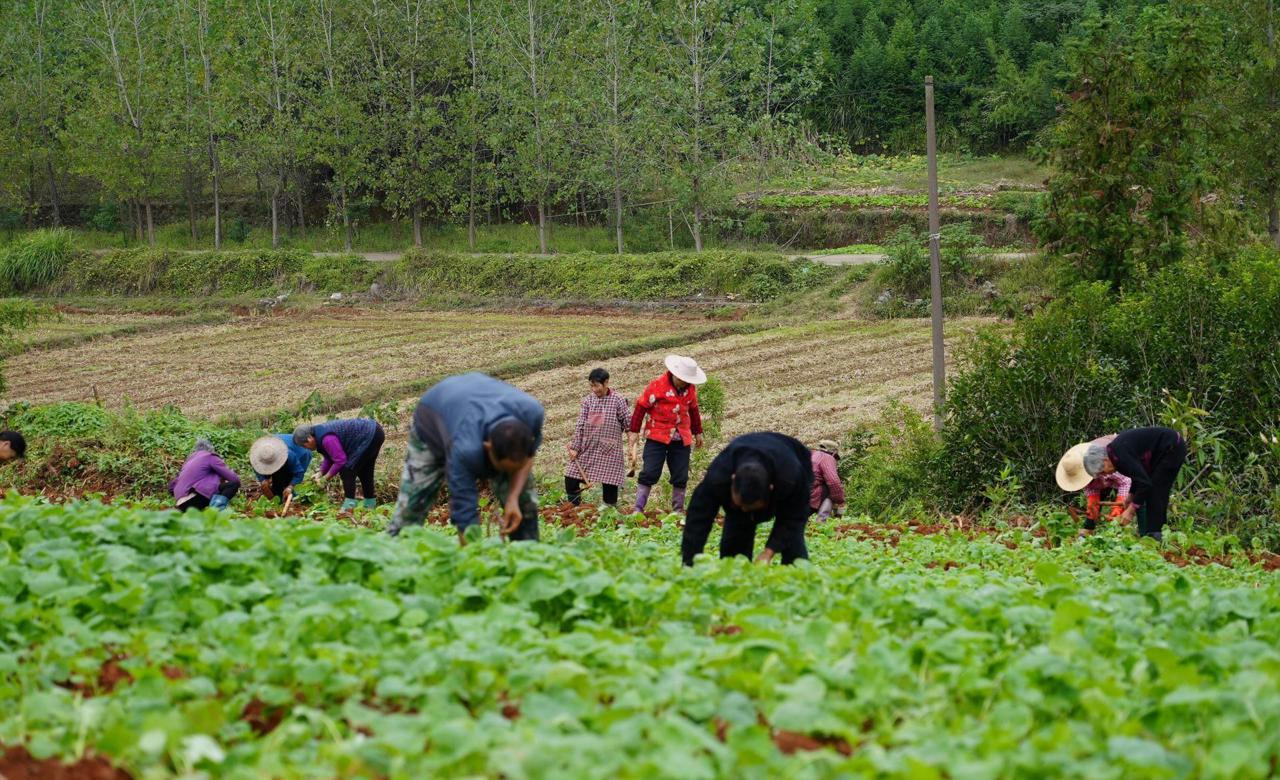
[681,432,814,565]
[1106,426,1183,507]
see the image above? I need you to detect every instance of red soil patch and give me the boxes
[710,624,743,636]
[58,655,133,696]
[241,697,287,736]
[0,746,130,780]
[772,729,854,756]
[498,691,521,720]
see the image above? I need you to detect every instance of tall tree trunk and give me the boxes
[412,202,423,247]
[691,178,703,252]
[537,200,548,254]
[614,179,624,254]
[340,186,352,251]
[271,184,281,248]
[186,169,198,241]
[468,157,478,251]
[296,177,306,231]
[44,159,61,227]
[211,137,221,248]
[144,201,155,246]
[668,203,675,250]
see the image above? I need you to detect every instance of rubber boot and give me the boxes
[634,483,652,512]
[341,498,358,511]
[209,494,229,510]
[361,498,377,510]
[671,487,687,513]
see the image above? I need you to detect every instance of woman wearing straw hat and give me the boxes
[250,434,315,502]
[1057,426,1187,542]
[629,355,706,513]
[809,440,845,521]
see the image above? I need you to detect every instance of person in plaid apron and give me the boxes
[565,367,631,507]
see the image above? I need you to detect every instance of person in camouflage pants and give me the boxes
[387,372,544,544]
[389,426,539,541]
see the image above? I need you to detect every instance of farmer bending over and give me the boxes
[293,417,385,512]
[630,355,705,513]
[250,434,314,502]
[0,430,26,463]
[1056,434,1131,535]
[387,372,545,544]
[809,439,845,521]
[171,439,240,512]
[1058,426,1186,542]
[682,431,814,566]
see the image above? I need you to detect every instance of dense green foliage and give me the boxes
[44,248,831,302]
[0,229,72,292]
[386,250,836,302]
[0,402,256,498]
[1036,4,1245,287]
[2,497,1279,777]
[936,250,1280,544]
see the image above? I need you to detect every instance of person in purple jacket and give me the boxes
[170,439,241,512]
[293,417,385,511]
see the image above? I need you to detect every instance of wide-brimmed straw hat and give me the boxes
[815,439,840,458]
[1055,442,1094,491]
[664,354,707,385]
[250,436,289,476]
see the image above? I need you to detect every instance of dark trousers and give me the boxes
[269,469,293,497]
[178,481,239,512]
[565,477,619,506]
[719,512,809,564]
[340,424,386,500]
[1139,439,1187,536]
[637,439,691,488]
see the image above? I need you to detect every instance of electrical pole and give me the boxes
[925,76,945,431]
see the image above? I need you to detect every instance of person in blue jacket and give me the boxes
[387,372,545,544]
[249,434,314,502]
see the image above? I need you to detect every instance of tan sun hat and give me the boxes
[664,354,707,385]
[815,439,840,457]
[1055,442,1095,491]
[250,435,289,476]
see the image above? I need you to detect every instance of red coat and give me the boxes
[633,372,701,445]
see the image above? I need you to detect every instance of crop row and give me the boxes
[2,497,1277,778]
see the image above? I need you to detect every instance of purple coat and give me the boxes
[170,450,240,501]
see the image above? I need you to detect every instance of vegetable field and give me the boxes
[3,497,1278,778]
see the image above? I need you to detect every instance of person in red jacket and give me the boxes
[629,355,706,513]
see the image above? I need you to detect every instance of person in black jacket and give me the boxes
[1076,426,1187,541]
[681,432,814,565]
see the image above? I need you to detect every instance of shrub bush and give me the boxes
[840,404,943,519]
[0,229,73,292]
[57,249,372,295]
[932,248,1280,540]
[385,249,834,302]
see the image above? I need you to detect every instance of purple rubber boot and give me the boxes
[634,483,652,512]
[671,487,687,513]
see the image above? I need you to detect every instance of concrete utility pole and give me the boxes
[925,76,945,431]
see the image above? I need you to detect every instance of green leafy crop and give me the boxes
[1,496,1278,778]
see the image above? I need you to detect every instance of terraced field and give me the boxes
[361,317,990,495]
[3,308,716,419]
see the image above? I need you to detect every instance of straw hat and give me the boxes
[1055,442,1094,491]
[664,354,707,385]
[250,436,289,476]
[815,439,840,458]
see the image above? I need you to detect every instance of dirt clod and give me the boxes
[0,746,131,780]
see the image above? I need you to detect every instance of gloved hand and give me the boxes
[1085,494,1101,522]
[209,494,230,510]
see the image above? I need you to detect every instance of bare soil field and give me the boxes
[14,311,186,352]
[4,308,713,418]
[365,317,992,488]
